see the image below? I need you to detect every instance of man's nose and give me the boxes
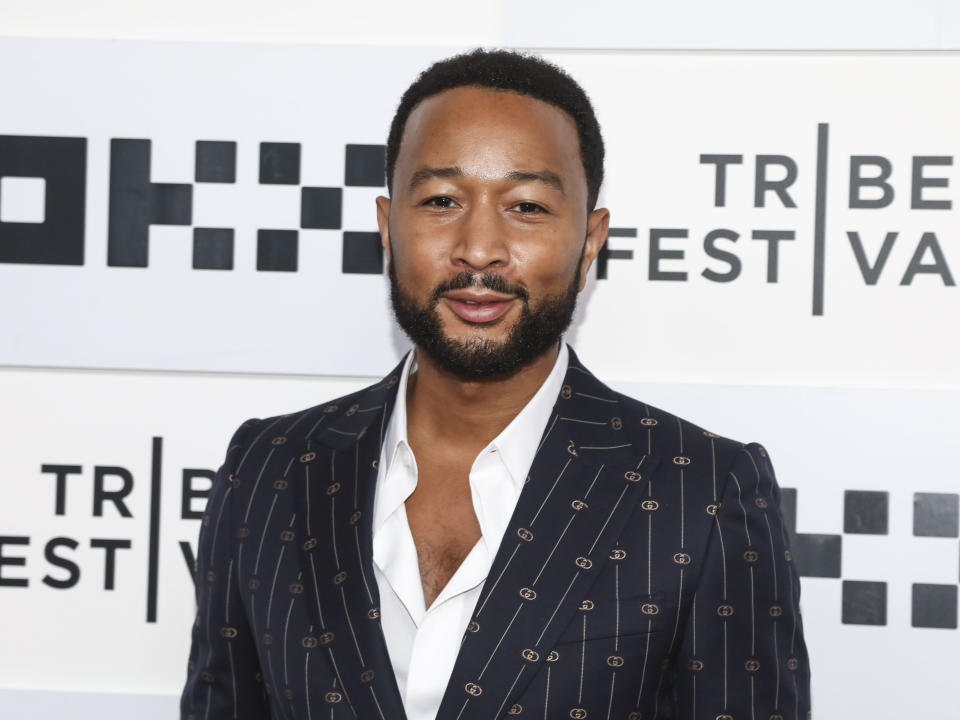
[450,201,510,271]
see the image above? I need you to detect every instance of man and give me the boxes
[182,49,810,720]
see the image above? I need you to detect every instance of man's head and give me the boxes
[377,50,609,380]
[385,49,605,212]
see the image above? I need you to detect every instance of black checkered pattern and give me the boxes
[255,142,384,273]
[105,138,386,273]
[784,487,960,629]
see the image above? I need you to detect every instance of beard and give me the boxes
[388,244,582,380]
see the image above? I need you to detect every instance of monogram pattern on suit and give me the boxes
[182,346,811,720]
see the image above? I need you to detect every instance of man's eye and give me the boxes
[514,202,546,214]
[424,196,455,208]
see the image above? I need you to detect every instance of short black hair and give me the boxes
[385,49,605,211]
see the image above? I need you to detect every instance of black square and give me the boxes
[259,143,301,185]
[912,583,958,629]
[345,144,386,187]
[257,229,298,271]
[342,231,383,274]
[842,580,886,625]
[193,228,234,270]
[844,490,888,535]
[791,533,842,578]
[914,493,959,537]
[151,182,192,225]
[301,187,342,229]
[0,135,86,265]
[195,141,236,183]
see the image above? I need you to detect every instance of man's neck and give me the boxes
[405,343,561,455]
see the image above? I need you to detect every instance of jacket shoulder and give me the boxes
[238,373,398,451]
[611,389,747,469]
[218,377,396,518]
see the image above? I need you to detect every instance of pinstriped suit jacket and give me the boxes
[181,346,810,720]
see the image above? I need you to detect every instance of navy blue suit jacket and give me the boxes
[182,347,810,719]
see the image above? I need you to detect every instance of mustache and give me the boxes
[429,271,530,305]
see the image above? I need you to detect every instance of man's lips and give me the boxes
[443,292,516,323]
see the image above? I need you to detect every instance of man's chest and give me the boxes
[403,457,482,607]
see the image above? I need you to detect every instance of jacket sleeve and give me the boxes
[673,442,811,720]
[181,421,270,720]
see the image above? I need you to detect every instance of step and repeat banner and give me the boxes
[1,38,958,719]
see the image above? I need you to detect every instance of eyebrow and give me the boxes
[504,169,565,194]
[408,166,464,191]
[407,165,566,194]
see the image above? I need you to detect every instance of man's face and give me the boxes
[377,86,609,379]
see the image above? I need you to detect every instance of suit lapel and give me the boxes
[436,348,662,719]
[293,362,407,720]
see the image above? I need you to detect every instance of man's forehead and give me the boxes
[407,85,576,131]
[396,86,582,178]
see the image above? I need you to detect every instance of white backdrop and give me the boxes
[1,41,957,388]
[1,368,956,719]
[1,26,958,720]
[3,0,960,48]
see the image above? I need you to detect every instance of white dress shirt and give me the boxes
[371,343,568,720]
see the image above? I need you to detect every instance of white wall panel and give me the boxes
[0,689,176,719]
[3,0,959,49]
[0,365,956,719]
[504,0,959,49]
[0,0,501,45]
[1,40,957,388]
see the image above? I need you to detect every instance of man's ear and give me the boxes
[376,195,392,269]
[579,207,610,291]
